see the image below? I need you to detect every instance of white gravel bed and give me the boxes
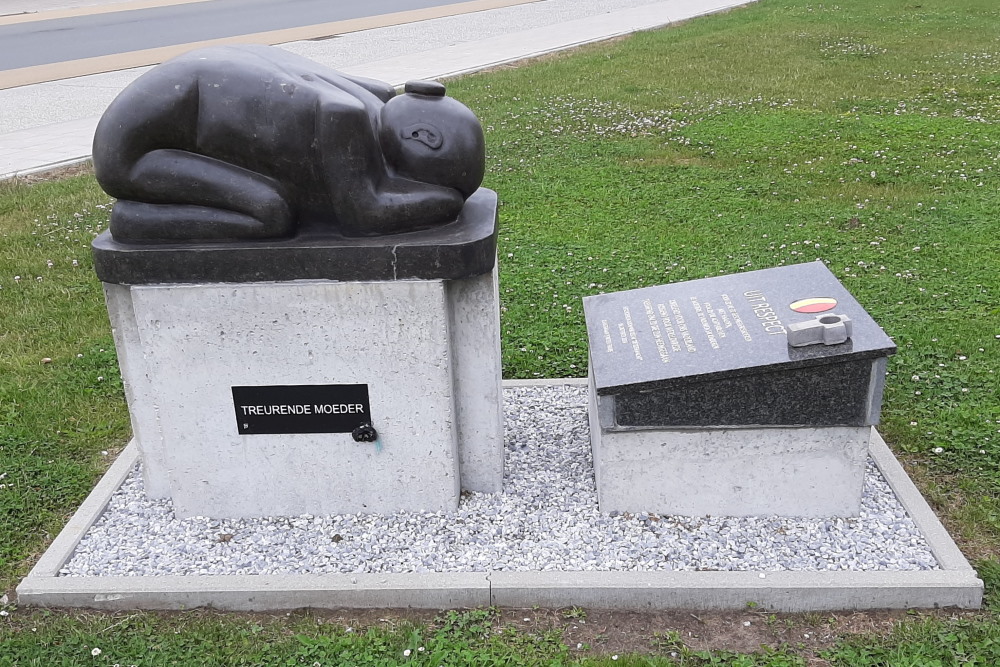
[61,385,938,577]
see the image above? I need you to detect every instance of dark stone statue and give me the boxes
[92,45,486,242]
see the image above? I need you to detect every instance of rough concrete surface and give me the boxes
[105,278,508,517]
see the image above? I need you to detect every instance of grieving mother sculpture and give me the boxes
[89,45,504,519]
[93,45,486,242]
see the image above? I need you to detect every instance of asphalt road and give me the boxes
[0,0,478,71]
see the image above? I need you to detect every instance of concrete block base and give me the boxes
[104,268,502,519]
[590,378,869,518]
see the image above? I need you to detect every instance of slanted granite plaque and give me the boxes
[584,261,896,429]
[584,262,896,518]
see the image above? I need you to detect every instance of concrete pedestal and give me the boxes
[589,378,870,517]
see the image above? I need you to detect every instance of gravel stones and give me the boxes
[60,385,938,577]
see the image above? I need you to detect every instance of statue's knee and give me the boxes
[255,191,294,235]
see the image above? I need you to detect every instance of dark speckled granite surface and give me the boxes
[584,262,896,428]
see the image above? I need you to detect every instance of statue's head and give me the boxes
[379,81,485,198]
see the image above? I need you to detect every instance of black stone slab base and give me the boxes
[92,188,498,285]
[606,357,887,428]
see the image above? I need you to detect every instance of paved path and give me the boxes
[0,0,533,85]
[0,0,155,14]
[0,0,755,180]
[0,1,531,69]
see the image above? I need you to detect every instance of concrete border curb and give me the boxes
[17,379,982,611]
[1,155,90,180]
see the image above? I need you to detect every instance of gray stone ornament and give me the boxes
[92,45,486,242]
[787,313,854,347]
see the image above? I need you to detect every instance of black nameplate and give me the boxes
[232,384,371,435]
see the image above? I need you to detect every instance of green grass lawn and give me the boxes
[2,0,1000,663]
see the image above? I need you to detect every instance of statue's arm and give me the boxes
[319,100,463,235]
[359,177,465,236]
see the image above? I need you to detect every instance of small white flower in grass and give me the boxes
[959,356,967,361]
[912,375,920,381]
[933,447,944,454]
[403,649,411,657]
[418,647,425,652]
[92,647,102,656]
[612,656,619,661]
[0,610,8,617]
